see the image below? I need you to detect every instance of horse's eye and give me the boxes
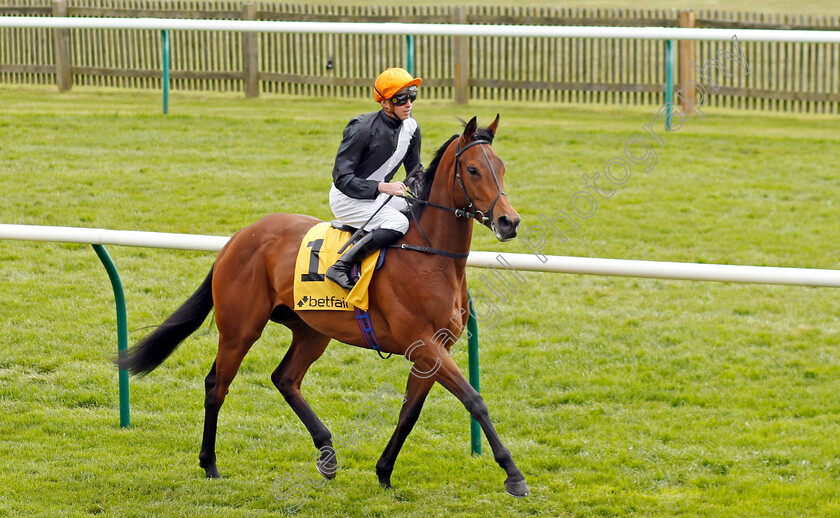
[467,166,479,176]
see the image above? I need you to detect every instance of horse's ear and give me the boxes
[462,116,478,141]
[488,114,500,135]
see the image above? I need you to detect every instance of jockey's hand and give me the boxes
[405,166,423,191]
[378,181,408,197]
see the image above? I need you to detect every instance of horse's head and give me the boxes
[452,115,520,241]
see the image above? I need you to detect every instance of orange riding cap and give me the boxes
[373,67,422,102]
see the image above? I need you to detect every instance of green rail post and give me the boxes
[467,295,481,455]
[92,245,130,428]
[162,30,170,115]
[406,35,415,76]
[665,39,674,131]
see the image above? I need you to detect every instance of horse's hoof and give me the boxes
[377,473,392,489]
[316,458,338,480]
[203,465,221,479]
[316,446,339,480]
[376,466,392,489]
[505,477,529,497]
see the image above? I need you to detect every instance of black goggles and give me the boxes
[390,87,417,106]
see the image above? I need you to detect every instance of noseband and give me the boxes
[453,139,507,224]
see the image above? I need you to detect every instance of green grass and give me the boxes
[1,84,839,517]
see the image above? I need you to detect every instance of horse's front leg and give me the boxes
[375,373,435,488]
[422,354,529,497]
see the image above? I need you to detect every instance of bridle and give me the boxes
[453,138,507,224]
[404,138,507,222]
[397,137,508,259]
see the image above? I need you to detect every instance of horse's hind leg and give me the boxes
[271,319,335,478]
[199,302,271,478]
[199,360,221,477]
[375,373,435,489]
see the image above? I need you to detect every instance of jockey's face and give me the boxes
[381,86,416,121]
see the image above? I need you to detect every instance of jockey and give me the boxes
[326,67,423,290]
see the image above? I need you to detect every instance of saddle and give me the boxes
[331,220,367,250]
[330,220,364,235]
[331,220,388,267]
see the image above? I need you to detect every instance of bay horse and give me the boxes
[118,115,529,497]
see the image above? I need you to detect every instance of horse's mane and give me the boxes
[405,124,495,220]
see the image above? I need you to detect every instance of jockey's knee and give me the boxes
[381,215,409,234]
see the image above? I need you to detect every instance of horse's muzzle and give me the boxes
[491,214,520,242]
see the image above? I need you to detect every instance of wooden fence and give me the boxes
[1,1,838,113]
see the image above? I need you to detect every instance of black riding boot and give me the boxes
[326,228,402,290]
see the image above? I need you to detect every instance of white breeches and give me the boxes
[329,184,410,233]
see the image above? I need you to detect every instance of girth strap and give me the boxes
[350,262,391,360]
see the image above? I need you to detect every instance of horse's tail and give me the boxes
[117,267,215,376]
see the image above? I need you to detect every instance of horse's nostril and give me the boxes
[497,215,517,237]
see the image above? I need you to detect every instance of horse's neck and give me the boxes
[405,158,473,271]
[414,198,473,256]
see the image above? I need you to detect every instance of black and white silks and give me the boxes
[329,110,422,233]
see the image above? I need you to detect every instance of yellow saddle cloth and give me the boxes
[293,222,380,311]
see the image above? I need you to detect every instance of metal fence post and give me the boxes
[467,294,481,455]
[406,35,415,76]
[665,39,674,130]
[92,245,130,428]
[162,30,170,114]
